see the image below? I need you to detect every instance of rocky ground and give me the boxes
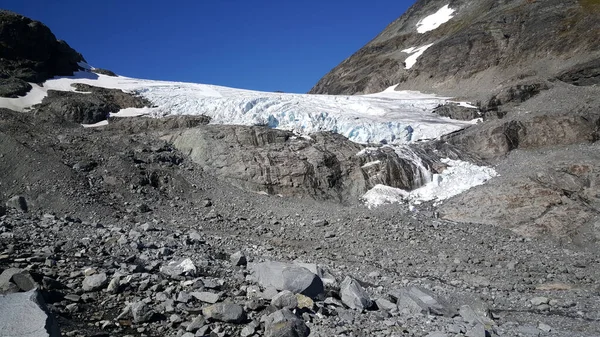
[2,102,600,337]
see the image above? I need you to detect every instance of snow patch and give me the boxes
[417,4,455,33]
[361,160,381,169]
[402,44,434,69]
[362,158,497,208]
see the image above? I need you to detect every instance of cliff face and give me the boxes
[0,10,84,97]
[309,0,600,99]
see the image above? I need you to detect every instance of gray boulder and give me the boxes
[271,290,298,310]
[264,308,310,337]
[81,272,107,292]
[0,289,61,337]
[6,195,28,213]
[202,302,245,323]
[0,268,22,293]
[250,261,324,299]
[390,286,456,317]
[131,301,154,323]
[340,276,373,310]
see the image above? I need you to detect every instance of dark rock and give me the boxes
[0,77,32,98]
[433,103,480,121]
[35,90,117,124]
[0,10,84,83]
[202,302,245,323]
[264,308,310,337]
[11,272,37,291]
[91,68,117,77]
[5,195,28,213]
[558,59,600,86]
[0,289,61,336]
[0,205,5,217]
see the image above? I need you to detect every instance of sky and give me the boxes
[2,0,416,93]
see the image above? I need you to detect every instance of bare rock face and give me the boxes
[166,125,445,201]
[0,289,61,337]
[0,10,84,84]
[33,84,151,124]
[309,0,600,99]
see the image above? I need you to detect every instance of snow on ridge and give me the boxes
[402,44,434,69]
[417,4,455,33]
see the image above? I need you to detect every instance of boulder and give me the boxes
[202,302,245,323]
[250,261,324,299]
[131,301,154,323]
[0,268,22,293]
[340,276,373,310]
[390,286,456,317]
[6,195,28,213]
[81,272,107,292]
[271,290,298,310]
[0,289,61,336]
[160,258,197,278]
[264,308,310,337]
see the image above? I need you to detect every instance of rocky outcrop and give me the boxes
[444,111,600,159]
[165,125,447,201]
[439,143,600,243]
[433,103,480,121]
[310,0,600,99]
[34,83,151,124]
[0,10,84,87]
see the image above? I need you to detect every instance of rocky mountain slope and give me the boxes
[1,7,600,337]
[310,0,600,100]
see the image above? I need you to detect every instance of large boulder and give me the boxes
[250,261,324,299]
[264,308,310,337]
[0,289,61,337]
[340,276,373,310]
[390,286,456,317]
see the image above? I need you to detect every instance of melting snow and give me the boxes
[402,44,434,69]
[416,4,455,33]
[362,158,497,208]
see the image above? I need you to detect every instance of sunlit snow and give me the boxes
[0,73,476,145]
[402,44,434,69]
[416,4,455,33]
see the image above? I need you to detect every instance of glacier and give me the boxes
[0,69,496,206]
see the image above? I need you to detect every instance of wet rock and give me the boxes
[202,302,245,323]
[250,261,324,299]
[81,272,107,292]
[0,289,61,336]
[264,308,310,337]
[340,276,372,310]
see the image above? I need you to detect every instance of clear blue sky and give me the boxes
[2,0,415,93]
